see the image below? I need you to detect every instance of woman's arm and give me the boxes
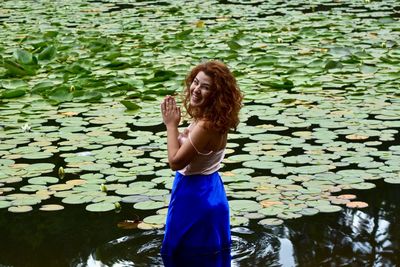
[161,96,210,170]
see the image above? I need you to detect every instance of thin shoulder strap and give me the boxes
[188,132,213,155]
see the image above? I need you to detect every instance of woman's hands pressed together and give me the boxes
[161,95,181,128]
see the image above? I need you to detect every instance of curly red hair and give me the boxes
[183,61,243,133]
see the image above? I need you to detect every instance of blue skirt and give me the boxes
[161,171,231,265]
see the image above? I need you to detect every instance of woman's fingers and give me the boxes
[161,96,180,118]
[160,101,166,113]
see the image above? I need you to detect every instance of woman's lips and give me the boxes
[192,94,200,102]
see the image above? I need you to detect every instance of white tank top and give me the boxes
[177,130,225,176]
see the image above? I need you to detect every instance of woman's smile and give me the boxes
[189,71,212,108]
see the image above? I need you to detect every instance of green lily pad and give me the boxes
[258,218,284,226]
[259,207,285,216]
[299,208,319,216]
[230,216,250,227]
[116,187,149,196]
[8,205,33,213]
[20,185,47,192]
[62,194,94,204]
[86,202,116,212]
[39,204,65,211]
[229,200,262,213]
[28,176,59,185]
[0,201,12,209]
[143,214,166,225]
[384,177,400,184]
[134,201,165,210]
[350,182,376,190]
[316,205,342,213]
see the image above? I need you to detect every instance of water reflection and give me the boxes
[162,250,231,267]
[287,182,400,266]
[74,183,400,266]
[77,229,286,267]
[1,184,397,266]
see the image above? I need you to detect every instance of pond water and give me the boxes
[1,0,400,266]
[0,180,399,266]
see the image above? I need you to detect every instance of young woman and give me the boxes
[160,60,243,265]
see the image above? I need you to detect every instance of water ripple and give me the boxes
[76,229,288,267]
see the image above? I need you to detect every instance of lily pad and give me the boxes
[230,216,250,227]
[143,214,166,225]
[137,222,164,230]
[0,201,11,209]
[258,218,284,226]
[39,204,65,211]
[346,201,369,209]
[134,201,165,210]
[86,202,116,212]
[28,176,59,185]
[316,205,342,213]
[8,205,33,213]
[229,200,262,213]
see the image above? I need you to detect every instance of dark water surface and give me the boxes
[0,180,399,267]
[1,0,400,266]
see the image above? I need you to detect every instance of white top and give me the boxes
[177,129,225,176]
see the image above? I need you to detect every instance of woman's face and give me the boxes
[189,71,213,108]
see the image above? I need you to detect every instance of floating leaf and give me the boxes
[120,100,141,111]
[38,46,56,61]
[316,205,342,213]
[134,201,165,210]
[346,201,368,209]
[229,200,262,212]
[258,218,284,226]
[143,214,166,225]
[86,202,115,212]
[0,201,11,209]
[28,176,59,185]
[0,88,26,99]
[137,222,164,230]
[230,216,249,227]
[8,205,33,213]
[39,204,64,211]
[299,208,319,216]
